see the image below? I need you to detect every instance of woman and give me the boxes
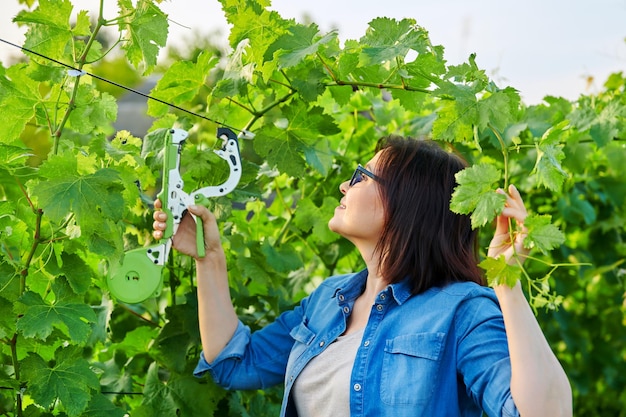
[152,135,572,417]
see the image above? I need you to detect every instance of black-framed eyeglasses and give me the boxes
[349,164,381,187]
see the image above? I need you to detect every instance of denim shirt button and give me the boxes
[338,294,345,301]
[376,304,383,311]
[343,306,350,314]
[353,383,362,392]
[319,341,325,347]
[380,293,386,300]
[363,340,370,347]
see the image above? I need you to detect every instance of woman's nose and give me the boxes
[339,180,349,194]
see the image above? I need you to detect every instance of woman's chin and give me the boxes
[327,218,342,235]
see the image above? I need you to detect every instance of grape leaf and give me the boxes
[588,101,622,147]
[533,120,569,191]
[432,82,477,142]
[0,296,16,339]
[479,255,522,287]
[476,86,521,133]
[167,373,224,416]
[222,0,289,64]
[269,24,336,69]
[0,143,34,175]
[118,0,168,74]
[148,51,219,117]
[261,240,303,273]
[67,85,117,134]
[21,347,100,417]
[359,18,427,65]
[0,65,41,144]
[450,164,506,228]
[293,197,340,244]
[153,302,199,373]
[44,253,93,295]
[83,393,127,417]
[236,255,272,296]
[16,291,96,343]
[14,0,73,60]
[254,126,306,177]
[33,154,125,230]
[139,362,179,416]
[524,213,566,254]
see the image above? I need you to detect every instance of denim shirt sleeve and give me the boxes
[192,300,307,391]
[193,321,250,377]
[455,290,520,417]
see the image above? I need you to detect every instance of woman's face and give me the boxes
[328,151,386,246]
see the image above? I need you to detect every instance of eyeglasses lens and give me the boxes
[349,168,363,187]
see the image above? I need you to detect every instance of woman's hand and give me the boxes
[152,200,223,260]
[488,184,530,266]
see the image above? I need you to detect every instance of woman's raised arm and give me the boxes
[488,185,572,417]
[153,202,239,363]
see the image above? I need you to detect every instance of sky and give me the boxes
[1,0,626,104]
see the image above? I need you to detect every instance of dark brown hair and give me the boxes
[374,135,484,294]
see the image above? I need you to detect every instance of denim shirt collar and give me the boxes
[332,269,413,306]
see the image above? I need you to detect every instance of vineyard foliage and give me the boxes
[0,0,624,416]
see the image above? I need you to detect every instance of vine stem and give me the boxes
[12,208,41,417]
[51,1,106,154]
[489,124,509,189]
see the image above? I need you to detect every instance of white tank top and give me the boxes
[292,328,365,417]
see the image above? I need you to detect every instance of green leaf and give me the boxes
[139,362,179,416]
[167,373,224,416]
[222,0,290,64]
[269,24,336,69]
[136,363,225,417]
[254,105,339,175]
[450,164,506,228]
[14,0,73,60]
[532,121,569,191]
[111,326,159,357]
[33,154,125,230]
[44,253,93,295]
[148,51,219,117]
[479,255,522,287]
[254,127,306,177]
[83,393,127,417]
[118,0,169,74]
[359,18,426,65]
[293,197,340,244]
[0,257,21,302]
[0,143,34,176]
[0,65,41,144]
[524,213,566,254]
[432,82,477,142]
[476,86,520,132]
[588,101,622,147]
[16,291,96,343]
[153,302,199,373]
[67,85,117,134]
[0,296,16,339]
[21,347,100,417]
[261,240,303,273]
[236,256,273,296]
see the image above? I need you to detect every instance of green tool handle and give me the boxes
[196,217,205,258]
[156,129,179,240]
[194,195,210,258]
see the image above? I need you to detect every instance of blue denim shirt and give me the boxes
[194,269,519,417]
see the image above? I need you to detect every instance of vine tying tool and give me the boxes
[0,38,249,303]
[107,127,243,303]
